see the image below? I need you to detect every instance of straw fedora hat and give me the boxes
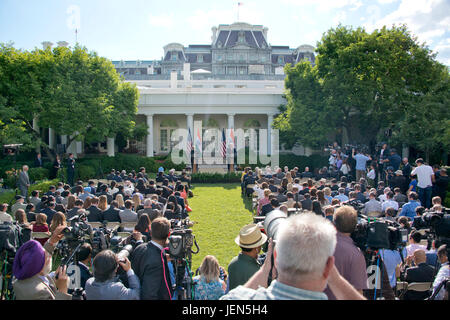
[235,224,267,249]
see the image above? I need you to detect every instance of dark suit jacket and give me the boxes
[78,263,92,290]
[260,204,274,216]
[86,206,103,222]
[102,207,121,222]
[404,263,435,300]
[301,199,312,211]
[131,242,173,300]
[66,207,80,220]
[41,207,57,224]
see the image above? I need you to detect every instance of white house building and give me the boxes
[42,22,316,159]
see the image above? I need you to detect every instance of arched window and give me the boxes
[243,119,261,150]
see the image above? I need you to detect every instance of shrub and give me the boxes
[76,165,96,181]
[191,172,241,183]
[28,167,50,182]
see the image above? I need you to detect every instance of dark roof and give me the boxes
[188,45,211,49]
[163,51,186,62]
[225,31,238,47]
[216,31,229,47]
[253,31,268,48]
[186,53,212,63]
[271,46,290,49]
[244,31,258,48]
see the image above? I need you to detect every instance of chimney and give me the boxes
[211,26,218,43]
[42,41,53,50]
[263,27,268,40]
[57,41,69,48]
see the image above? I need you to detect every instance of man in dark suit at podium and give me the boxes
[67,153,75,186]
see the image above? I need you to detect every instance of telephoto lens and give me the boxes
[263,209,287,240]
[117,244,133,262]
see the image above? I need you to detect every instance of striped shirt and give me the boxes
[220,280,328,300]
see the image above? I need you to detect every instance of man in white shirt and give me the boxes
[431,245,449,300]
[405,230,427,257]
[381,191,399,213]
[378,187,391,202]
[411,158,435,209]
[0,203,12,223]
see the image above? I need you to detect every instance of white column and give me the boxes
[267,114,274,155]
[227,113,235,130]
[146,114,154,157]
[186,113,194,133]
[402,144,409,159]
[107,137,115,157]
[61,135,67,154]
[48,128,55,149]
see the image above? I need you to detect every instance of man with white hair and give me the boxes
[18,165,30,198]
[378,187,391,202]
[221,212,365,300]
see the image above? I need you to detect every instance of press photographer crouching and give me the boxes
[221,212,366,300]
[84,249,140,300]
[12,225,72,300]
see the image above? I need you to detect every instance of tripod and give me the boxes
[172,257,194,300]
[0,250,15,300]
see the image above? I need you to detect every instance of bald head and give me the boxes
[413,249,426,264]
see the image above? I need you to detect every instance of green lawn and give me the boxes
[188,183,254,272]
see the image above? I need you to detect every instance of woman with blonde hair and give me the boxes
[286,171,293,184]
[115,193,125,210]
[193,255,226,300]
[49,212,67,233]
[83,197,92,210]
[132,194,142,212]
[32,213,50,246]
[67,195,77,210]
[98,195,109,211]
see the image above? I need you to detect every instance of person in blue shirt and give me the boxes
[386,149,402,171]
[408,175,418,193]
[352,148,372,182]
[399,192,421,219]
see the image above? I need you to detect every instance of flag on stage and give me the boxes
[221,128,227,158]
[186,127,193,157]
[195,127,202,154]
[228,128,235,150]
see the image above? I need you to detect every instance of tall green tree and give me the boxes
[275,24,449,160]
[0,43,140,159]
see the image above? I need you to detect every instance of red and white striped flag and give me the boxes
[221,128,227,158]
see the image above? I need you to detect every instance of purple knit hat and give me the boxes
[12,240,46,280]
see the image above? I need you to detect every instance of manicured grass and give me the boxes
[188,183,254,272]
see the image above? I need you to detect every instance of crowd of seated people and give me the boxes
[239,162,449,300]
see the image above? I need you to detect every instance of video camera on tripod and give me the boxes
[166,218,199,300]
[412,207,450,256]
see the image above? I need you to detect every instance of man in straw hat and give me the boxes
[227,224,267,291]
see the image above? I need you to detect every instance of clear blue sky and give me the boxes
[1,0,449,65]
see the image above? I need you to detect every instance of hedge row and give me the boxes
[191,172,242,184]
[237,153,329,172]
[0,178,60,209]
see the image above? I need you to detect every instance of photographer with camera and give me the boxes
[431,244,449,300]
[131,217,174,300]
[12,225,72,300]
[352,148,372,182]
[221,212,365,300]
[84,249,140,300]
[324,206,368,299]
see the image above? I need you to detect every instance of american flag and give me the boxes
[220,128,227,158]
[186,127,193,158]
